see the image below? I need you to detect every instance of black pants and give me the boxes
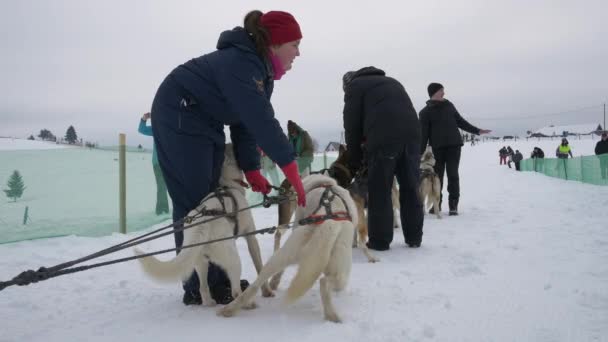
[367,143,423,248]
[152,76,229,296]
[432,146,462,205]
[515,161,521,171]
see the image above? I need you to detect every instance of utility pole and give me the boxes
[604,102,606,132]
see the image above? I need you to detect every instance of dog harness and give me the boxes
[298,185,352,226]
[186,187,240,236]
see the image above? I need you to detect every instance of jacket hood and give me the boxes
[217,27,257,54]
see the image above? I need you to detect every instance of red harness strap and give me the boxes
[298,184,352,225]
[306,211,351,225]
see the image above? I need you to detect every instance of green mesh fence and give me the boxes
[0,148,337,244]
[520,154,608,185]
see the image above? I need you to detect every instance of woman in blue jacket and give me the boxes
[151,10,306,305]
[138,112,170,215]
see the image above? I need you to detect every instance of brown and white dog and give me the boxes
[419,148,442,219]
[218,174,356,322]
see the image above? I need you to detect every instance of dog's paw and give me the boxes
[202,296,217,306]
[203,298,217,307]
[368,256,380,263]
[324,313,342,323]
[242,301,258,310]
[216,306,235,317]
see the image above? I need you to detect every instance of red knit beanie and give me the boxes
[260,11,302,45]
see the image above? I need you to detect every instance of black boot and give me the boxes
[210,279,250,305]
[182,291,202,305]
[448,199,458,216]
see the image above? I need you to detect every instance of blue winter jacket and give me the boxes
[137,119,159,165]
[167,27,295,171]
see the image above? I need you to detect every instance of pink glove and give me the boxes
[281,161,306,207]
[244,170,271,194]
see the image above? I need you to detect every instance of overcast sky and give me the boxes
[1,0,607,148]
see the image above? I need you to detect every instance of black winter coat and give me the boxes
[343,66,421,169]
[595,139,608,155]
[513,152,523,163]
[419,99,480,153]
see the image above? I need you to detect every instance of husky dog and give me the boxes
[419,148,442,219]
[133,144,272,306]
[218,174,356,323]
[270,145,380,295]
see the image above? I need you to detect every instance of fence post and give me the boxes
[119,133,127,234]
[22,206,29,225]
[323,151,327,169]
[580,155,584,182]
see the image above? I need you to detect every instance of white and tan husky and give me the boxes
[134,144,272,306]
[419,148,442,219]
[218,174,357,323]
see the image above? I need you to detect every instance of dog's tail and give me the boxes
[133,231,200,283]
[284,221,341,304]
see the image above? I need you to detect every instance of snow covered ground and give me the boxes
[0,137,72,151]
[1,137,607,342]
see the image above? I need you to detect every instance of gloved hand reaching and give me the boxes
[280,161,306,207]
[244,170,271,194]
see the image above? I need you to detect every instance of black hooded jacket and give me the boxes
[419,99,480,153]
[343,66,421,168]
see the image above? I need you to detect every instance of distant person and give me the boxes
[138,112,170,215]
[531,147,545,159]
[512,150,523,171]
[556,138,573,159]
[287,120,314,176]
[506,146,514,168]
[531,147,545,172]
[419,82,491,216]
[499,146,508,165]
[595,132,608,179]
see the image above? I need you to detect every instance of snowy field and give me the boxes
[0,138,335,243]
[0,137,71,151]
[1,136,607,342]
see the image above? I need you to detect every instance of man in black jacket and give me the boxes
[343,66,423,249]
[419,83,491,215]
[513,150,524,171]
[596,132,608,179]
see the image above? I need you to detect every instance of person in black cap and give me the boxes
[419,83,491,215]
[595,132,608,179]
[342,66,423,250]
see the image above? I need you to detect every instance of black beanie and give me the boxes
[427,83,444,98]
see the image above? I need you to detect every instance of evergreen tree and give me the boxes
[28,135,35,140]
[65,125,78,144]
[4,170,26,202]
[38,129,53,141]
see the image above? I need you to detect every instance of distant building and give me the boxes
[324,141,342,152]
[528,124,603,137]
